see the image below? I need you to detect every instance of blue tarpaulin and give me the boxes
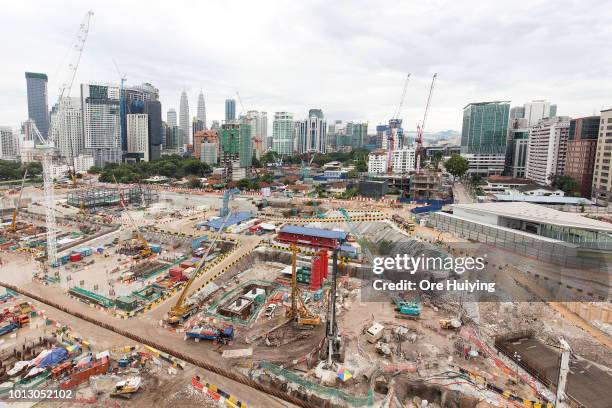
[38,348,69,368]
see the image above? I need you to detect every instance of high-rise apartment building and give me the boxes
[25,72,50,138]
[197,90,207,129]
[193,129,218,162]
[50,97,83,160]
[225,99,236,121]
[392,147,416,174]
[220,123,252,181]
[272,112,294,156]
[565,116,599,197]
[0,127,18,160]
[368,150,387,174]
[81,84,122,166]
[167,108,177,128]
[346,122,368,149]
[126,114,149,162]
[121,83,159,152]
[241,111,267,158]
[592,109,612,204]
[179,91,190,147]
[461,101,510,176]
[295,109,327,154]
[526,116,570,185]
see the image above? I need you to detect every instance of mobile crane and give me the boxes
[166,210,234,325]
[113,176,151,259]
[7,169,28,233]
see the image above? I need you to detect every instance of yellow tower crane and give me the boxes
[7,169,28,233]
[286,244,321,327]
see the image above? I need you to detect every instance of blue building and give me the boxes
[25,72,49,137]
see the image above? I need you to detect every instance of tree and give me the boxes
[347,169,358,179]
[187,176,202,189]
[237,178,251,190]
[355,158,367,172]
[549,174,578,195]
[88,166,102,174]
[431,151,443,169]
[251,154,261,168]
[444,154,469,184]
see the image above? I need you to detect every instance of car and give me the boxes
[264,304,277,318]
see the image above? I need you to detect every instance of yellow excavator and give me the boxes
[7,169,28,233]
[286,244,321,327]
[166,210,234,325]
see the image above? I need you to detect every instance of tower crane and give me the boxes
[388,74,410,173]
[38,10,94,267]
[7,169,28,233]
[415,73,437,174]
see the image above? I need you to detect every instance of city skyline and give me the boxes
[2,1,611,132]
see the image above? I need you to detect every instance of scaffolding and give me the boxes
[66,187,158,208]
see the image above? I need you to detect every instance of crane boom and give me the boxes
[338,208,375,264]
[392,74,411,119]
[416,73,437,174]
[168,210,234,324]
[236,91,246,116]
[8,169,28,232]
[112,176,150,257]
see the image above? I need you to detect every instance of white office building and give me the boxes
[526,116,570,185]
[81,83,122,167]
[167,108,177,128]
[296,109,327,154]
[50,96,83,160]
[272,112,294,156]
[462,153,506,176]
[73,154,95,173]
[368,150,388,174]
[392,147,416,174]
[0,126,18,160]
[523,100,557,127]
[127,114,149,162]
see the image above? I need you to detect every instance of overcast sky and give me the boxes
[1,0,611,133]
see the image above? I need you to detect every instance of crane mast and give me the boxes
[415,73,437,174]
[8,169,28,233]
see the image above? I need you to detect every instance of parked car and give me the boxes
[264,303,277,318]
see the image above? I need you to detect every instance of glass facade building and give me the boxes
[461,101,510,155]
[25,72,50,138]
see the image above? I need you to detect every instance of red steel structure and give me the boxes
[310,250,328,290]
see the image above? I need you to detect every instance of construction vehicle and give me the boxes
[392,296,421,318]
[0,313,29,336]
[338,208,375,264]
[286,244,321,327]
[112,175,151,259]
[185,324,234,344]
[112,376,142,399]
[166,209,235,325]
[7,169,28,233]
[439,318,461,329]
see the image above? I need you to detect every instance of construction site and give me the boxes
[2,171,611,408]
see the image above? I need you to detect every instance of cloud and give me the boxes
[1,0,611,134]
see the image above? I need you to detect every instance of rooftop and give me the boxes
[452,202,612,232]
[280,225,348,240]
[206,212,253,230]
[493,195,591,205]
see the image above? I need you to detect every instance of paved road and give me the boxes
[452,181,474,204]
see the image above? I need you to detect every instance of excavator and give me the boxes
[286,244,321,327]
[7,169,28,233]
[166,210,234,325]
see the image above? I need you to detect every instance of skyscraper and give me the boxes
[81,83,122,166]
[461,101,510,155]
[126,114,149,162]
[565,116,599,197]
[272,112,294,156]
[592,109,612,204]
[296,109,327,154]
[179,91,190,147]
[524,100,557,126]
[144,100,162,161]
[197,90,207,129]
[50,97,83,160]
[220,123,252,181]
[25,72,50,138]
[526,116,570,185]
[225,99,236,121]
[347,122,368,149]
[167,108,177,128]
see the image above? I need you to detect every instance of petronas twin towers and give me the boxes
[178,89,207,146]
